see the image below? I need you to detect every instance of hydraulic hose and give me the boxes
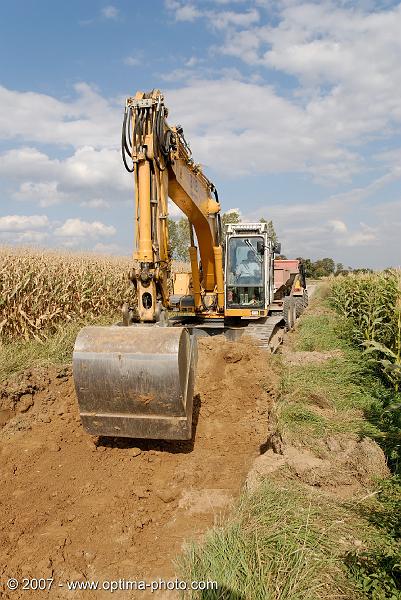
[121,107,134,173]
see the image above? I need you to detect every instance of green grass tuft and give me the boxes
[0,314,117,381]
[179,480,378,600]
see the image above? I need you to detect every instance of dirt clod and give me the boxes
[18,394,34,413]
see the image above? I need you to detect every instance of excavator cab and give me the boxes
[224,223,275,318]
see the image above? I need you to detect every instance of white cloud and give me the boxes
[166,1,259,29]
[54,218,116,238]
[15,181,67,207]
[175,4,202,21]
[101,5,119,19]
[218,2,401,147]
[0,83,120,149]
[329,220,347,234]
[342,224,378,247]
[244,171,398,266]
[162,1,401,185]
[0,145,130,208]
[124,56,140,66]
[185,56,203,67]
[0,215,49,231]
[63,146,127,189]
[0,215,50,245]
[80,198,111,209]
[16,231,49,244]
[0,214,117,250]
[166,78,358,180]
[210,9,259,30]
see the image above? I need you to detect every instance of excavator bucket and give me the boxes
[73,326,197,440]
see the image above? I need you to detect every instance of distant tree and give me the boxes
[222,209,241,228]
[295,257,339,278]
[312,257,335,277]
[320,258,336,274]
[221,209,241,244]
[167,217,190,261]
[300,258,315,278]
[260,217,278,245]
[168,209,242,259]
[335,262,344,274]
[353,267,373,274]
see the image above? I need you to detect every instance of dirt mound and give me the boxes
[0,367,71,439]
[0,336,278,599]
[281,348,344,366]
[247,434,389,497]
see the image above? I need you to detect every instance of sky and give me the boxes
[0,0,401,268]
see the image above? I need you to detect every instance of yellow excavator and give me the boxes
[73,90,307,441]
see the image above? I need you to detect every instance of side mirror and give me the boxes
[257,241,264,254]
[273,242,281,254]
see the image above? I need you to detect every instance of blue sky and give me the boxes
[1,0,401,268]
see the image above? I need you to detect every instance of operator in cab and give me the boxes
[236,249,261,281]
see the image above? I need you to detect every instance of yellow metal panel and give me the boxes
[173,273,191,295]
[224,309,266,318]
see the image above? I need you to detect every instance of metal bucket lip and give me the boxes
[74,324,186,354]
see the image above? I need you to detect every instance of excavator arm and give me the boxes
[122,90,224,321]
[73,90,223,441]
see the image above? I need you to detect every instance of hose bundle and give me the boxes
[121,96,173,173]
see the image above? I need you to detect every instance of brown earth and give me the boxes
[246,435,389,498]
[281,347,344,366]
[0,337,279,599]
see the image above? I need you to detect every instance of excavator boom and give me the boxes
[73,90,218,440]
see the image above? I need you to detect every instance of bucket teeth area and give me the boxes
[73,326,197,440]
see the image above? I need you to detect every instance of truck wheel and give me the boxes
[303,290,309,309]
[283,296,296,330]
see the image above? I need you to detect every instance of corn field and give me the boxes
[330,270,401,391]
[0,247,134,342]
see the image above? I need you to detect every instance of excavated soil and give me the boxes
[0,337,279,599]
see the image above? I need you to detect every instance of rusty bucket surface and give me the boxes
[73,326,197,440]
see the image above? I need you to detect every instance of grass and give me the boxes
[179,291,401,600]
[293,311,349,352]
[280,307,381,441]
[345,477,401,600]
[0,314,117,381]
[179,479,386,600]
